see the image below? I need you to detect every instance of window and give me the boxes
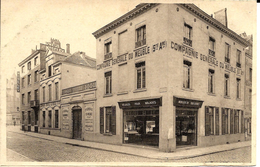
[55,82,59,100]
[35,71,38,82]
[222,108,229,135]
[34,57,38,66]
[22,94,25,105]
[209,37,215,56]
[43,86,45,102]
[100,106,116,135]
[42,111,45,127]
[118,30,128,55]
[48,65,52,77]
[230,109,234,134]
[215,108,219,135]
[55,110,59,128]
[135,25,146,48]
[104,40,112,60]
[208,69,215,93]
[22,66,25,73]
[27,92,31,104]
[48,110,52,128]
[183,60,192,89]
[249,89,252,110]
[22,111,25,124]
[28,111,31,124]
[234,110,239,134]
[224,74,229,97]
[249,68,252,82]
[136,62,146,89]
[241,110,244,133]
[22,78,25,88]
[48,85,52,101]
[236,50,241,68]
[205,107,214,136]
[105,71,112,94]
[35,89,38,101]
[28,74,31,85]
[27,61,31,70]
[225,43,230,63]
[183,24,192,47]
[236,78,241,99]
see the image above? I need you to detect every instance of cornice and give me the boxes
[92,3,159,39]
[18,50,40,67]
[178,4,250,47]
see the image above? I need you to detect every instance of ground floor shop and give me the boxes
[20,108,39,132]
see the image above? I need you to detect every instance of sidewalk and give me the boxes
[7,126,251,160]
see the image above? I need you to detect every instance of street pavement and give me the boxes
[6,126,253,164]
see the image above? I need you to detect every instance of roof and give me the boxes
[63,51,96,68]
[52,50,71,57]
[18,50,40,67]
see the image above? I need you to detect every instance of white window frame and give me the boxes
[236,78,241,99]
[183,60,192,89]
[104,71,112,95]
[135,62,146,89]
[224,74,230,97]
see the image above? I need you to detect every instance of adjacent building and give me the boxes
[92,3,250,152]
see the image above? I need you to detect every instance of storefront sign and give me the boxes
[118,98,162,108]
[173,97,203,108]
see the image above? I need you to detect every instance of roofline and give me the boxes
[92,3,159,39]
[178,4,250,47]
[62,61,96,69]
[18,50,40,67]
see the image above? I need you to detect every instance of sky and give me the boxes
[1,0,256,80]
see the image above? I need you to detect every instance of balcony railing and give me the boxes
[183,37,192,47]
[236,62,241,68]
[135,39,146,48]
[104,52,112,60]
[30,100,39,108]
[208,49,215,57]
[62,81,96,95]
[225,57,230,63]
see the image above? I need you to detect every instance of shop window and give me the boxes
[230,109,234,134]
[27,92,31,104]
[183,23,192,47]
[241,110,244,133]
[136,62,146,89]
[27,61,31,70]
[215,108,219,135]
[48,110,52,128]
[42,111,45,127]
[22,111,25,124]
[28,74,31,85]
[100,106,116,135]
[104,71,112,94]
[234,110,239,134]
[205,106,214,136]
[22,94,25,105]
[55,110,59,128]
[209,37,215,56]
[28,111,31,124]
[236,50,241,68]
[135,25,146,48]
[224,74,229,97]
[42,86,45,102]
[222,108,229,135]
[183,60,192,89]
[34,70,38,82]
[225,43,230,63]
[236,78,241,99]
[104,39,112,60]
[55,82,59,100]
[208,69,215,94]
[48,84,52,101]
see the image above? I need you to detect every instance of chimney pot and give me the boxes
[66,44,70,54]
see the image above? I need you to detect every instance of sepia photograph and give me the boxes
[0,0,257,166]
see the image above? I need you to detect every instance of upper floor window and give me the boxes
[28,74,31,85]
[183,60,192,89]
[22,66,25,73]
[249,68,252,82]
[34,57,38,66]
[209,37,215,56]
[105,71,112,95]
[27,92,31,104]
[48,84,52,101]
[224,74,230,97]
[55,82,59,100]
[35,89,39,101]
[225,43,230,63]
[27,61,31,70]
[183,24,192,47]
[35,71,38,82]
[236,78,241,99]
[22,94,25,105]
[236,50,241,68]
[208,69,215,94]
[22,78,25,88]
[136,62,146,89]
[48,65,52,77]
[43,86,45,102]
[104,39,112,60]
[135,25,146,48]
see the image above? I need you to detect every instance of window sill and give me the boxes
[117,91,128,96]
[182,88,194,92]
[207,92,216,96]
[224,96,231,99]
[236,98,242,101]
[134,45,147,50]
[103,133,113,136]
[133,88,147,93]
[103,94,113,98]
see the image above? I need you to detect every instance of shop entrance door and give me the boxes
[176,109,197,146]
[72,107,82,139]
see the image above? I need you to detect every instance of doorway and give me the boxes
[72,106,82,139]
[176,109,197,146]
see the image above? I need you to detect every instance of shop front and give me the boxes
[173,96,203,148]
[118,97,162,148]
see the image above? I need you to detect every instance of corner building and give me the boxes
[92,3,250,152]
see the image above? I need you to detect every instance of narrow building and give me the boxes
[92,3,250,152]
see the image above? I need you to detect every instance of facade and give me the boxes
[92,3,250,152]
[39,51,96,137]
[6,73,20,125]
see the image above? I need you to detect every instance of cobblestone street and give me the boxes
[7,131,251,163]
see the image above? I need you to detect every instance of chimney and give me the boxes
[214,8,228,27]
[66,44,70,54]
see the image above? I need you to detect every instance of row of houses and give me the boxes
[18,3,252,152]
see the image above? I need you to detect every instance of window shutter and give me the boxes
[215,107,219,135]
[205,106,210,136]
[111,106,116,135]
[100,107,104,134]
[221,108,225,135]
